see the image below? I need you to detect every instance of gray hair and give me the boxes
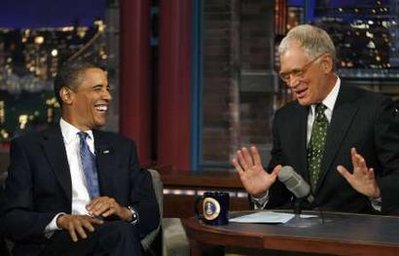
[278,24,336,67]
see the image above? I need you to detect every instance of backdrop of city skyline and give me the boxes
[0,0,106,28]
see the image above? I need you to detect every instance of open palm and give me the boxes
[337,148,380,198]
[232,146,280,197]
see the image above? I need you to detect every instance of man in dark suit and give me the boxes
[0,61,160,255]
[232,24,399,214]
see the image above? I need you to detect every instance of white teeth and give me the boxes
[95,105,108,112]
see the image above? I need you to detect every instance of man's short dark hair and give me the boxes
[54,61,102,106]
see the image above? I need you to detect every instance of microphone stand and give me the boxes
[293,199,304,215]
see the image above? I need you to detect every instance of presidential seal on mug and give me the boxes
[195,191,229,225]
[203,197,221,221]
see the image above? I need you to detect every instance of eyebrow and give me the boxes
[92,84,109,88]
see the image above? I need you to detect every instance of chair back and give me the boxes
[141,168,163,252]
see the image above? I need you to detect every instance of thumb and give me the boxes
[337,165,350,180]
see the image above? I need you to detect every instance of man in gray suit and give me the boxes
[232,24,399,214]
[1,61,159,255]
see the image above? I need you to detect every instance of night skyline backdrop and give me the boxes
[0,0,106,28]
[0,0,388,29]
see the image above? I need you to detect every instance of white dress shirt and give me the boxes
[306,77,341,145]
[45,118,95,232]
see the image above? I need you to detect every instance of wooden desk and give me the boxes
[183,211,399,256]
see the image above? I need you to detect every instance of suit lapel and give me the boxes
[41,126,72,201]
[296,105,310,181]
[93,130,114,196]
[316,87,358,191]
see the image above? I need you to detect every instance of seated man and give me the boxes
[0,61,160,256]
[232,24,399,214]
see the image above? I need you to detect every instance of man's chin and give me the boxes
[94,118,108,128]
[297,98,312,106]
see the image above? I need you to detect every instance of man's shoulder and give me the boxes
[93,130,136,146]
[340,85,390,103]
[275,100,303,116]
[11,125,60,144]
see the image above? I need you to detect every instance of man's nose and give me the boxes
[102,89,112,101]
[285,75,300,88]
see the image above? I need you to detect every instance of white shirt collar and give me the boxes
[60,118,94,144]
[310,76,341,115]
[322,76,341,112]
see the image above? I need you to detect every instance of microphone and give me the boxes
[278,166,314,204]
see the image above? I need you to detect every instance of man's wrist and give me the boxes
[127,206,139,224]
[251,191,269,209]
[371,186,381,199]
[55,213,67,229]
[253,191,268,199]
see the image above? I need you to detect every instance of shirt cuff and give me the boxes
[370,196,382,212]
[44,212,65,238]
[251,191,269,209]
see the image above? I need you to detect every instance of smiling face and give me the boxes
[279,42,335,106]
[61,67,111,131]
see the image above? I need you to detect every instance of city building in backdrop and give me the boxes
[0,0,398,169]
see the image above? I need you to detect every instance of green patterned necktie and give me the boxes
[308,103,329,191]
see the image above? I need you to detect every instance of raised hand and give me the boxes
[232,146,281,197]
[337,147,381,198]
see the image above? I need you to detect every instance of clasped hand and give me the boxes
[57,196,132,242]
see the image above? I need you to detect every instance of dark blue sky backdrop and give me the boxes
[0,0,106,28]
[0,0,386,28]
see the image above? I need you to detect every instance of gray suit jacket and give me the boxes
[266,85,399,214]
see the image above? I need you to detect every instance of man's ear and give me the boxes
[59,87,73,105]
[322,54,333,73]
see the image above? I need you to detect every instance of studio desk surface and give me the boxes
[183,210,399,256]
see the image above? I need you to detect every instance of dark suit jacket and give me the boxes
[266,85,399,214]
[0,126,160,255]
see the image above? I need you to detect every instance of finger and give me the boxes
[82,220,96,232]
[101,208,115,218]
[92,217,104,224]
[86,197,101,210]
[68,224,78,242]
[268,165,281,183]
[356,157,368,175]
[236,149,249,170]
[75,223,88,240]
[87,198,109,215]
[91,204,109,216]
[352,152,369,176]
[351,148,361,168]
[337,165,352,181]
[241,147,254,166]
[271,165,282,176]
[232,158,244,175]
[251,146,262,167]
[367,168,375,179]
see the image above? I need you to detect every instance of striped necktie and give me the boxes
[77,132,100,199]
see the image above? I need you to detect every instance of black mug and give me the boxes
[195,191,229,225]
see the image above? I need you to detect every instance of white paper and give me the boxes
[229,211,317,224]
